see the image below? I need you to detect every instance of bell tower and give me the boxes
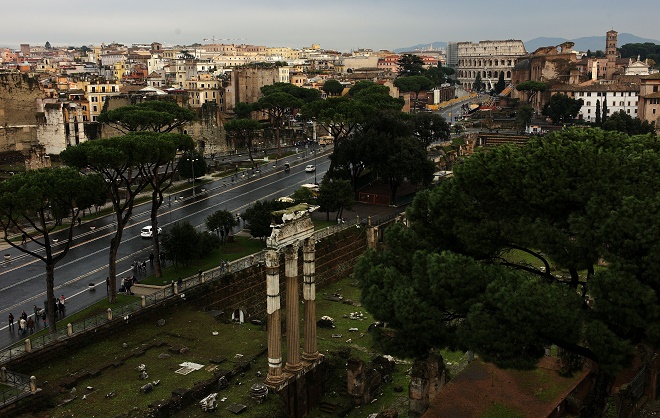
[605,30,618,80]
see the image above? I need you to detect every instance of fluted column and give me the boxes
[302,237,319,361]
[284,244,303,372]
[265,249,285,386]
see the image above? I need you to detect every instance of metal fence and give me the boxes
[0,370,32,408]
[0,213,400,366]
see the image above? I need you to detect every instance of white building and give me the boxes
[552,78,640,123]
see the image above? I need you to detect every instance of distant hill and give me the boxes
[525,33,660,53]
[395,34,660,56]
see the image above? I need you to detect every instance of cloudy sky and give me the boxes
[2,0,658,51]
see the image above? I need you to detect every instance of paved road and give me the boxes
[0,146,330,349]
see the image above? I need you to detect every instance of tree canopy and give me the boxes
[241,199,290,241]
[411,112,451,147]
[205,210,238,240]
[316,179,354,221]
[160,221,220,268]
[0,168,105,331]
[98,100,196,134]
[397,54,425,77]
[61,133,174,302]
[619,42,660,68]
[255,87,304,155]
[393,76,434,111]
[224,118,263,166]
[601,109,656,135]
[356,128,660,381]
[543,93,584,124]
[322,79,344,96]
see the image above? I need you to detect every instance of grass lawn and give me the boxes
[139,236,266,286]
[14,274,465,417]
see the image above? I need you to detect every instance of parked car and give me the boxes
[140,225,162,238]
[305,164,316,172]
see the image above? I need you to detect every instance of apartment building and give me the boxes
[86,81,122,121]
[378,54,400,75]
[185,73,225,110]
[637,73,660,128]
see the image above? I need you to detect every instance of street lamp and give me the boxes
[314,148,317,184]
[187,156,199,198]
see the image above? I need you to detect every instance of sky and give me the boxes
[2,0,659,52]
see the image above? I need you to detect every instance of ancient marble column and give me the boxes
[284,244,303,372]
[265,249,285,386]
[302,237,319,361]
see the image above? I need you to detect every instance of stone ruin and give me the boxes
[409,351,447,418]
[346,355,397,406]
[199,392,218,412]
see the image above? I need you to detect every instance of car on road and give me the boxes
[305,164,316,172]
[140,225,162,238]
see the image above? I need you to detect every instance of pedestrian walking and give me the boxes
[58,299,65,317]
[21,233,27,245]
[19,317,26,335]
[27,317,34,334]
[33,304,39,321]
[59,294,66,305]
[8,313,14,331]
[177,276,183,289]
[21,310,27,322]
[41,310,46,327]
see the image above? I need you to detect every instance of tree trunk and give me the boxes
[46,263,56,332]
[108,234,119,304]
[275,126,281,157]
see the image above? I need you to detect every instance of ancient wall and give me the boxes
[194,225,368,323]
[409,351,447,418]
[102,95,229,156]
[0,73,42,155]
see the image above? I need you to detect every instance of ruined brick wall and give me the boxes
[409,351,447,418]
[0,73,42,154]
[194,225,369,324]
